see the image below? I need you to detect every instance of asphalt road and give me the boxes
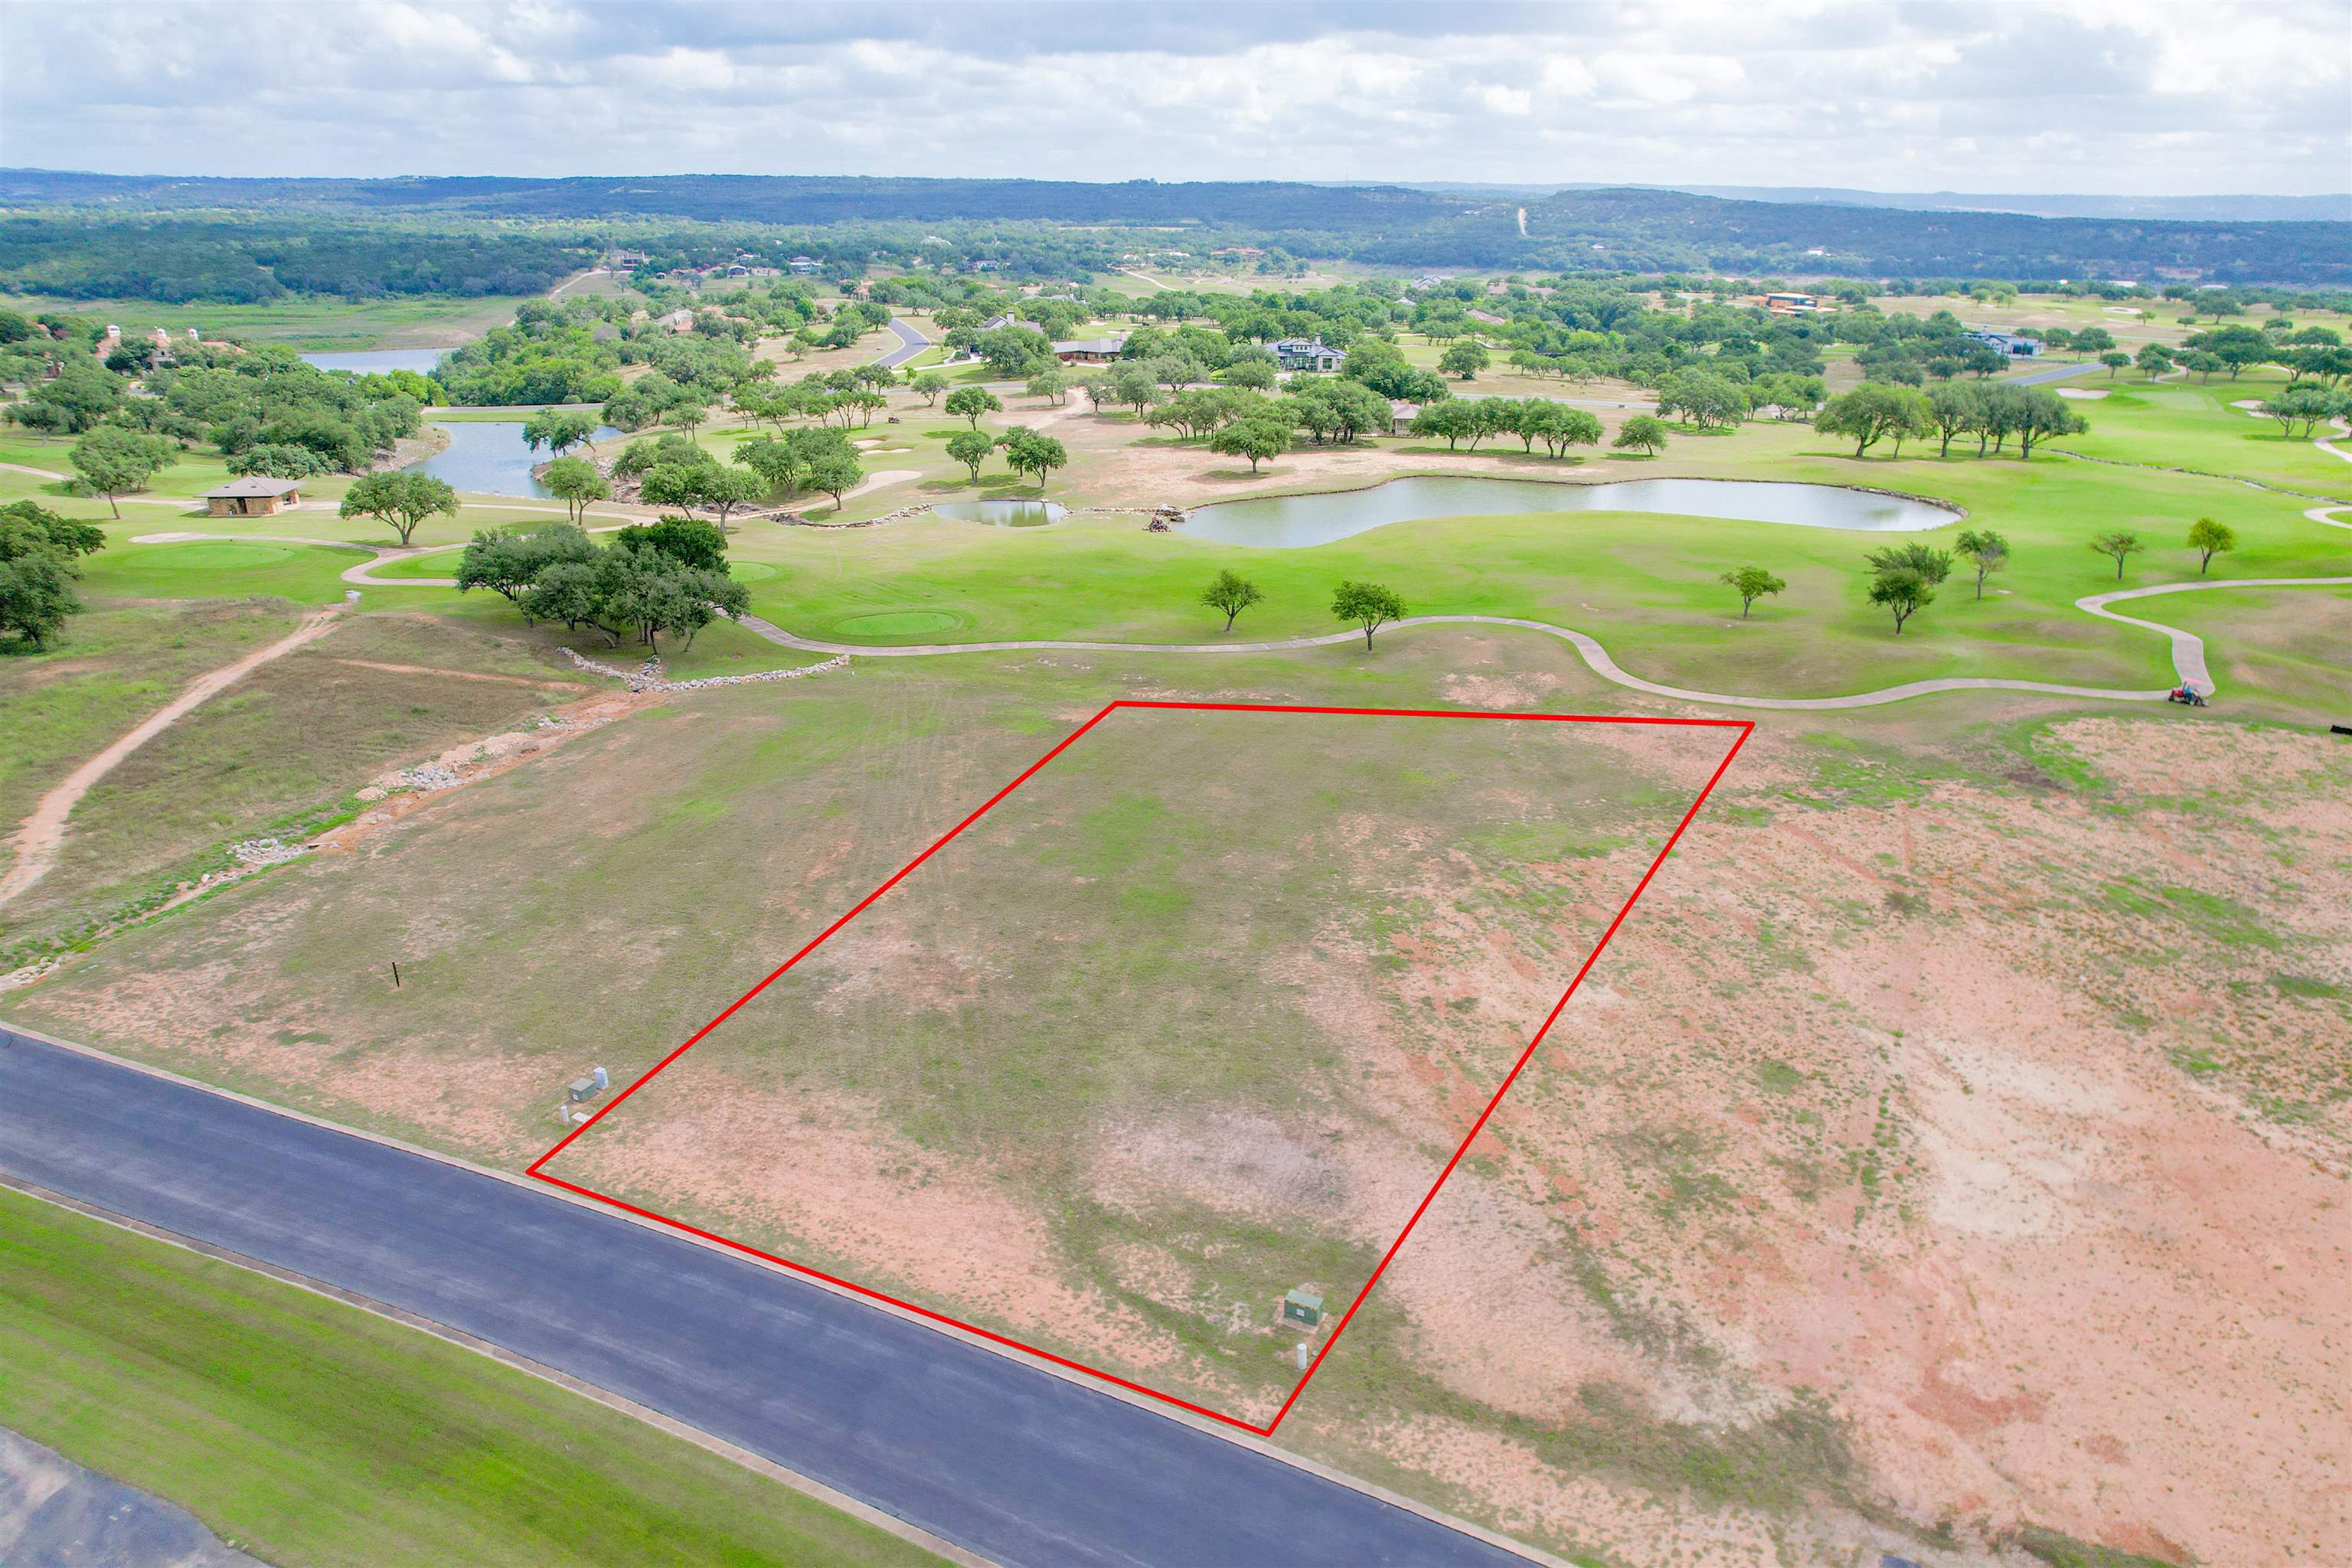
[0,1027,1527,1568]
[876,316,932,370]
[2001,358,2101,386]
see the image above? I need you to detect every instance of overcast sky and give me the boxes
[4,1,2345,194]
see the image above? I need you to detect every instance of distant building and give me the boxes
[787,256,822,275]
[1052,335,1126,364]
[1465,309,1505,326]
[1389,400,1420,436]
[655,309,696,334]
[1270,338,1345,373]
[1762,292,1821,315]
[201,477,302,517]
[1966,328,2041,357]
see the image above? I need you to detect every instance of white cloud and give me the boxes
[0,0,2343,194]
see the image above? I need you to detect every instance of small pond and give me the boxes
[410,420,619,499]
[931,499,1070,527]
[1182,476,1956,548]
[299,349,446,376]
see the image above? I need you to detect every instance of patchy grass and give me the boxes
[0,599,301,882]
[2014,1523,2184,1568]
[2,611,592,962]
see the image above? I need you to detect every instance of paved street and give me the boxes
[876,316,932,369]
[2001,357,2101,385]
[0,1027,1527,1568]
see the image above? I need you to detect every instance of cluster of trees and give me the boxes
[2,341,428,480]
[0,501,106,647]
[1410,398,1604,456]
[733,364,899,431]
[434,299,622,405]
[0,338,433,515]
[433,290,866,411]
[604,423,868,519]
[942,424,1067,488]
[0,214,596,302]
[2115,322,2349,386]
[454,518,748,651]
[1815,382,2088,459]
[2256,386,2352,436]
[1106,381,1392,472]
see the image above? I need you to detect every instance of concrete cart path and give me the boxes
[743,565,2352,710]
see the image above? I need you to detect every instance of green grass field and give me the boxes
[0,292,537,351]
[2053,367,2352,499]
[0,1187,944,1567]
[698,443,2343,704]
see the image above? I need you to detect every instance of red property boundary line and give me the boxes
[530,701,1753,1437]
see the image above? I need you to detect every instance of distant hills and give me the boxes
[4,168,2346,286]
[1389,181,2350,224]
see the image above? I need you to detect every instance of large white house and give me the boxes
[1270,338,1345,373]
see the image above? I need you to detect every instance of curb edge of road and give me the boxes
[2,1023,1570,1568]
[0,1171,996,1568]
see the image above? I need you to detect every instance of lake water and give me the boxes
[1182,476,1958,548]
[932,499,1070,527]
[412,420,621,498]
[299,349,446,376]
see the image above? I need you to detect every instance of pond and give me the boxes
[410,420,619,500]
[1181,476,1958,548]
[931,499,1070,527]
[299,349,446,376]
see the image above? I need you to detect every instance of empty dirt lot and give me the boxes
[8,634,2346,1568]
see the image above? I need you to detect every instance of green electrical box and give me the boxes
[1283,1289,1324,1328]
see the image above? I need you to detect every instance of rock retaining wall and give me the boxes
[562,647,851,691]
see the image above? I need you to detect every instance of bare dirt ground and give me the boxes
[8,644,2346,1567]
[1274,702,2352,1568]
[542,701,1740,1426]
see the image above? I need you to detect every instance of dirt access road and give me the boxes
[0,609,344,910]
